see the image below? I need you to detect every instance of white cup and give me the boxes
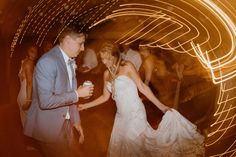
[83,80,93,99]
[83,80,93,87]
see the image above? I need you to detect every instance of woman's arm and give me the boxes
[143,57,154,85]
[78,70,111,110]
[127,62,170,113]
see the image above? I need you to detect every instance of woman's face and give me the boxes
[100,49,115,68]
[28,46,38,60]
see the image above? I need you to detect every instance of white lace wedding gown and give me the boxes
[106,75,205,157]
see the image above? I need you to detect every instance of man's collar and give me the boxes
[59,46,70,63]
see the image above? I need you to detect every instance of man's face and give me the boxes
[67,34,85,58]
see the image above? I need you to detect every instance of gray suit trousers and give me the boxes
[38,119,79,157]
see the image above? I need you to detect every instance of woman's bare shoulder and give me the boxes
[121,61,137,75]
[122,60,134,68]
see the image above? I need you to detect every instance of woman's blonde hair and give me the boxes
[99,41,121,59]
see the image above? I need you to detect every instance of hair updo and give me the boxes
[99,41,121,59]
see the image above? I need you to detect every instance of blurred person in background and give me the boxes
[17,44,38,128]
[120,44,142,72]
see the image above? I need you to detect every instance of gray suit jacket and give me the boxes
[24,46,80,143]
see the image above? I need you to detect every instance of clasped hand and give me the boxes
[76,85,94,98]
[77,103,89,111]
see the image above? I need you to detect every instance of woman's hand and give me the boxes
[160,105,172,113]
[78,103,89,111]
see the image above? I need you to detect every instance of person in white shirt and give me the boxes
[80,47,98,73]
[120,44,142,71]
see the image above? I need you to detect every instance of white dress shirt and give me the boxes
[82,48,98,71]
[121,48,142,71]
[60,48,73,88]
[59,47,78,119]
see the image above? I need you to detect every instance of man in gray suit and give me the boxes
[24,25,94,157]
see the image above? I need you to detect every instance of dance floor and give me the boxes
[0,70,221,157]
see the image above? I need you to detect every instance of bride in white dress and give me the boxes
[79,42,205,157]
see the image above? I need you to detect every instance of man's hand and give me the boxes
[76,85,94,98]
[74,123,84,144]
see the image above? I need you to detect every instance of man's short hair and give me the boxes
[58,24,85,43]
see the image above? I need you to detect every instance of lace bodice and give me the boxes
[107,75,145,117]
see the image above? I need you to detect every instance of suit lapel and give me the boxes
[55,46,71,88]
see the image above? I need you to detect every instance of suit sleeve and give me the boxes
[35,57,78,110]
